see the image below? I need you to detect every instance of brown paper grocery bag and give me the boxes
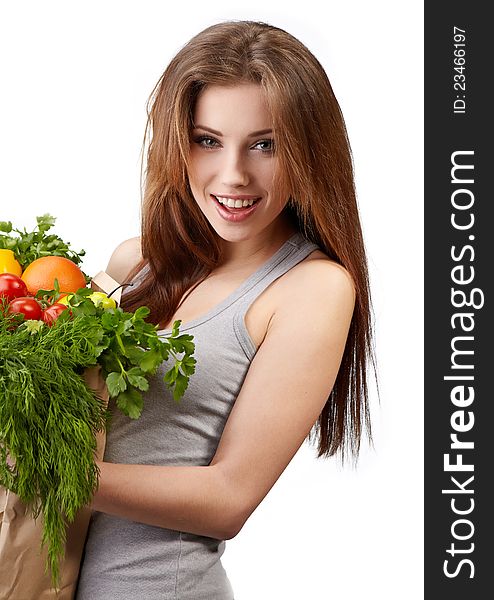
[0,366,108,600]
[0,491,93,600]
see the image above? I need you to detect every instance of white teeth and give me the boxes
[214,196,258,209]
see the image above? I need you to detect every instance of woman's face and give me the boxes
[187,83,289,244]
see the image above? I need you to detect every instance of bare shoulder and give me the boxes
[246,250,355,349]
[106,236,142,284]
[275,250,356,315]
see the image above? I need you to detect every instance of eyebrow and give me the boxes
[193,125,273,137]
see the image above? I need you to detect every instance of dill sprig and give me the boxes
[0,317,106,585]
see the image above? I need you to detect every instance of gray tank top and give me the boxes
[76,231,319,600]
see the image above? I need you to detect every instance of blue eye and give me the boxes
[193,135,219,149]
[254,139,275,153]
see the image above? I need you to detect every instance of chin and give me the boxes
[212,227,255,243]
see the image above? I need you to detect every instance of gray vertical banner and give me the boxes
[425,2,491,597]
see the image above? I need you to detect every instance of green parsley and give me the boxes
[59,287,197,414]
[0,214,86,273]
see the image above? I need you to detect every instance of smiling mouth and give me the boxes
[211,195,261,209]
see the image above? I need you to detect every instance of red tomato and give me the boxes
[0,273,28,302]
[8,296,43,321]
[42,302,70,326]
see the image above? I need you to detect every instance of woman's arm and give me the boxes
[92,259,355,540]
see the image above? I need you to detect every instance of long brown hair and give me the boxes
[122,20,375,461]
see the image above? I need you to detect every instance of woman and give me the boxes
[76,20,374,599]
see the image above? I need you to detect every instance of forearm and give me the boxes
[92,461,240,540]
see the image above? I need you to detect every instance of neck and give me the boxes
[216,216,298,274]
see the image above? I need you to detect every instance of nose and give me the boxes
[221,148,250,187]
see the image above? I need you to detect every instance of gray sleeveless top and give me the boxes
[76,231,319,600]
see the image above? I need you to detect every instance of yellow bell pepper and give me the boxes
[0,249,22,277]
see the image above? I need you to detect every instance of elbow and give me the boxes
[214,492,252,540]
[223,529,240,541]
[211,465,256,540]
[221,510,247,540]
[213,503,243,540]
[220,497,255,540]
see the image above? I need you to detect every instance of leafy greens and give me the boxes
[0,213,86,272]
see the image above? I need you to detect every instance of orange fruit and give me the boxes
[21,256,87,295]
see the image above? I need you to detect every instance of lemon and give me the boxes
[89,291,117,309]
[0,249,22,277]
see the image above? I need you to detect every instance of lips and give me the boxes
[210,193,262,222]
[211,194,261,209]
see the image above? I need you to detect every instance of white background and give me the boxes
[0,1,424,598]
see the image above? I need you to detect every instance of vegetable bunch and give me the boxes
[0,215,196,586]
